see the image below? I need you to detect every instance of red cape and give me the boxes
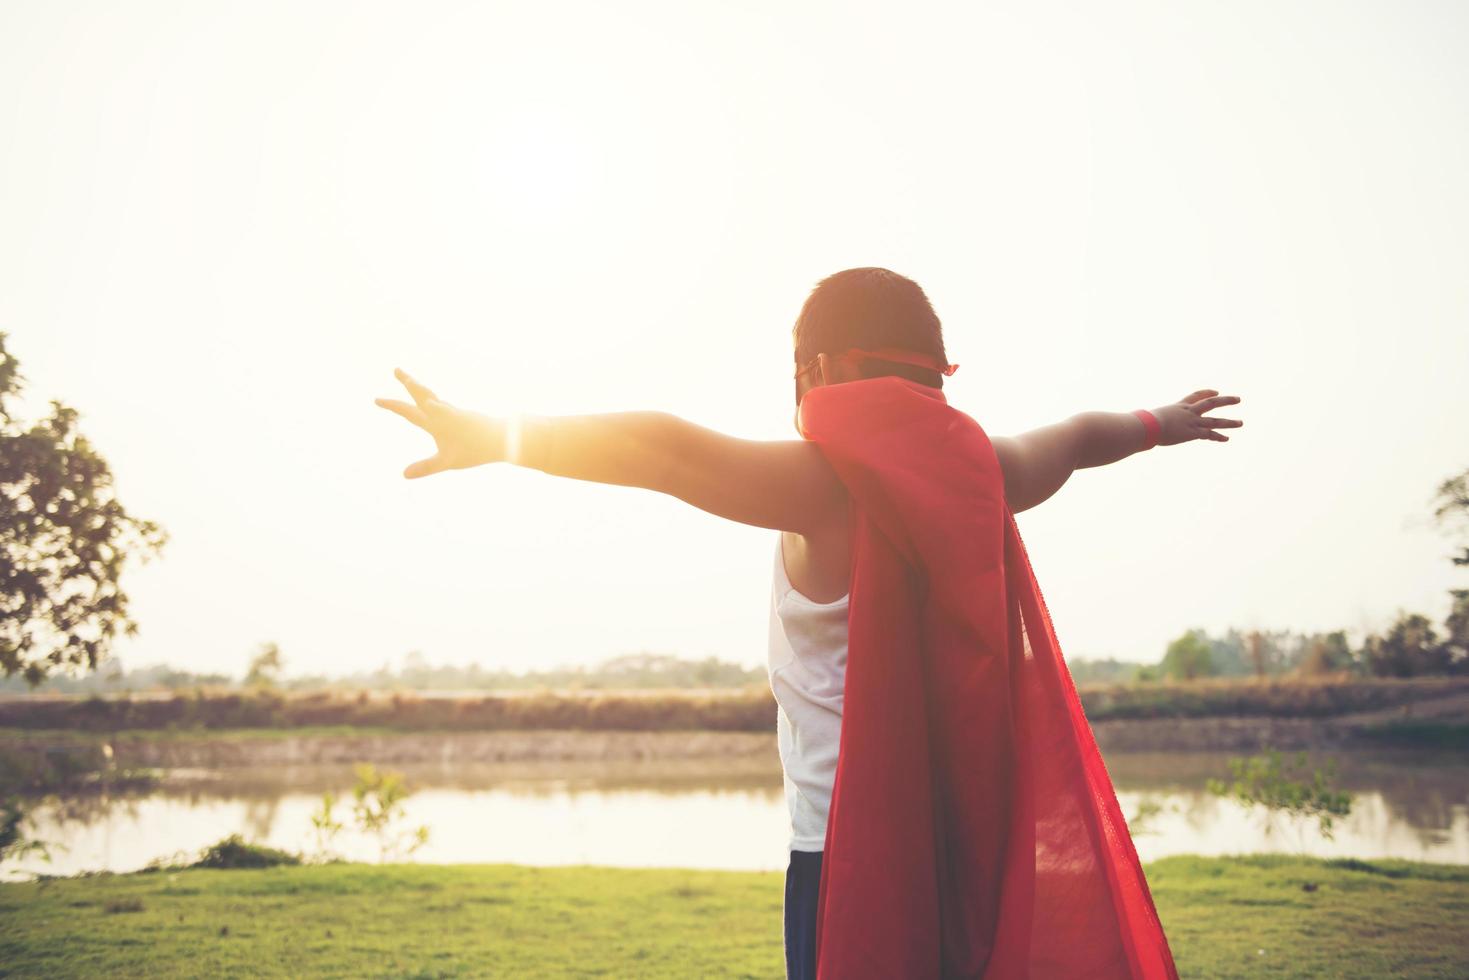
[798,376,1178,979]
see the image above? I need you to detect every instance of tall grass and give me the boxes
[0,686,778,733]
[1,676,1465,734]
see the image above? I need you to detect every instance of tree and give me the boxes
[1443,592,1469,672]
[1067,657,1144,685]
[1160,629,1215,681]
[0,334,166,685]
[1131,663,1162,683]
[245,642,285,688]
[1432,468,1469,670]
[1203,627,1250,677]
[1245,630,1269,678]
[1432,468,1469,568]
[1297,630,1355,676]
[1363,612,1447,678]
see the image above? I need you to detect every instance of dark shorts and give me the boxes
[783,849,823,980]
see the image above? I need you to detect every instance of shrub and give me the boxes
[191,834,301,869]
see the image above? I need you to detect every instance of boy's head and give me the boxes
[792,268,949,407]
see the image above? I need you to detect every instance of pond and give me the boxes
[6,748,1466,879]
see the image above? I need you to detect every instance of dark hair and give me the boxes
[791,267,949,388]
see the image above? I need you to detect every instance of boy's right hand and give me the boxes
[374,368,506,479]
[1154,389,1243,446]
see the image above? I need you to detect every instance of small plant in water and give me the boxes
[311,763,430,863]
[1207,749,1353,851]
[309,791,346,862]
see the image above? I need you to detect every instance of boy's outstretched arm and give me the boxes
[989,389,1242,513]
[374,369,844,535]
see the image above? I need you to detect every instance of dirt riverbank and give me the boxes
[5,702,1462,769]
[3,680,1465,768]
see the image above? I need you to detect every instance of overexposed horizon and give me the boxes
[2,1,1466,680]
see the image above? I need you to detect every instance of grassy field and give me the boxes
[2,856,1467,978]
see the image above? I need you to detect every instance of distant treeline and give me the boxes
[0,651,767,696]
[3,676,1466,734]
[1071,619,1467,686]
[4,615,1463,702]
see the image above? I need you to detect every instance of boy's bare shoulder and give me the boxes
[986,436,1036,513]
[988,436,1018,479]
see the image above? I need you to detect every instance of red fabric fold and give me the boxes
[798,376,1177,979]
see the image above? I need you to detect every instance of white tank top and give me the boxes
[766,533,849,852]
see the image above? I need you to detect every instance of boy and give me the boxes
[375,267,1240,978]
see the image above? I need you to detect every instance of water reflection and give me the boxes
[6,749,1466,879]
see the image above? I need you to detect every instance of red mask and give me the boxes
[794,347,959,406]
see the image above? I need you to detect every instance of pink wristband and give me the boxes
[1133,409,1161,450]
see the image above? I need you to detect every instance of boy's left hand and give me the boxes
[374,368,505,478]
[1155,389,1243,445]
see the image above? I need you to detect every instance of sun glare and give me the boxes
[479,113,601,225]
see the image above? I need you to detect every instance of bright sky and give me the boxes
[2,1,1466,680]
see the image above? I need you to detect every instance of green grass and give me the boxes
[0,863,784,978]
[1,856,1467,978]
[1147,855,1469,978]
